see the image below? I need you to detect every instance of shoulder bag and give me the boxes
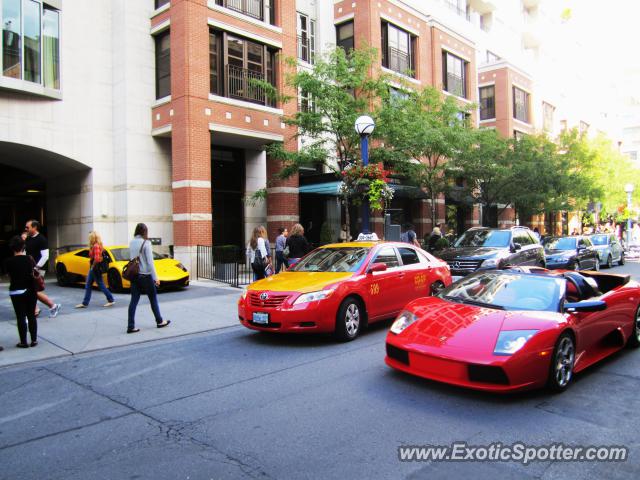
[29,256,45,292]
[122,240,146,281]
[251,247,265,275]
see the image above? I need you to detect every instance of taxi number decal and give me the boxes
[415,273,427,288]
[370,283,380,295]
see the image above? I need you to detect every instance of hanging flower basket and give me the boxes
[340,163,394,211]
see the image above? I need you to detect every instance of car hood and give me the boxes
[248,271,353,293]
[400,297,557,355]
[438,247,504,261]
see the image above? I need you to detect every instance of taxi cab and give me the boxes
[238,241,451,341]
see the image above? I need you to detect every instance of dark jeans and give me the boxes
[128,275,163,329]
[82,267,115,306]
[275,251,289,273]
[10,289,38,344]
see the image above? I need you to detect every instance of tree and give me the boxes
[372,86,472,229]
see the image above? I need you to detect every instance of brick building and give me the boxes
[0,0,606,272]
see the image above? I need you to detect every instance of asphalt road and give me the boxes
[2,262,640,479]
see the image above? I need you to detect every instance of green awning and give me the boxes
[298,181,426,198]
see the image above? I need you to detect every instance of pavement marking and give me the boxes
[103,358,181,386]
[0,398,70,425]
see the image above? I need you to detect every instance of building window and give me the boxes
[155,30,171,99]
[297,13,315,64]
[299,88,315,113]
[381,22,415,77]
[445,0,469,20]
[2,0,60,89]
[336,21,354,52]
[214,0,275,25]
[479,85,495,120]
[442,51,467,98]
[155,0,170,8]
[209,30,277,106]
[480,12,492,32]
[512,86,529,123]
[542,102,554,132]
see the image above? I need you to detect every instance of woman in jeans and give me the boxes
[127,223,170,333]
[4,235,38,348]
[75,231,115,308]
[285,223,310,267]
[247,226,271,281]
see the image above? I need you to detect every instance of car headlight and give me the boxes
[493,330,538,355]
[293,289,334,305]
[177,263,188,272]
[481,258,500,268]
[390,310,417,335]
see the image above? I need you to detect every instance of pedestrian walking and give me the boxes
[260,226,274,276]
[400,223,421,248]
[75,231,115,309]
[126,223,170,333]
[427,227,442,253]
[4,235,38,348]
[24,220,61,318]
[275,227,289,273]
[247,226,271,281]
[285,223,309,267]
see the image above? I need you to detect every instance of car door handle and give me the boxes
[397,272,405,278]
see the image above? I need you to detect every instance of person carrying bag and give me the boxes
[247,226,270,281]
[75,231,115,309]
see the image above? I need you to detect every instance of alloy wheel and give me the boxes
[344,303,360,337]
[555,336,575,388]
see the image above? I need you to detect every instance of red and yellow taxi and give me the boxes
[238,241,451,341]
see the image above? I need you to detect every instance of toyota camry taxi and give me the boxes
[238,241,451,341]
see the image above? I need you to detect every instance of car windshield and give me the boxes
[439,272,562,312]
[454,230,511,248]
[292,247,370,273]
[109,248,164,261]
[545,237,576,251]
[590,235,609,246]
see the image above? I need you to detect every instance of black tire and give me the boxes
[335,296,364,342]
[606,255,613,269]
[56,263,69,286]
[430,280,445,296]
[108,269,123,293]
[627,306,640,348]
[547,332,575,393]
[619,253,625,266]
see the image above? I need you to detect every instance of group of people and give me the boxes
[2,221,170,352]
[247,223,309,280]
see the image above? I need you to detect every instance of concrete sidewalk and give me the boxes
[0,277,242,368]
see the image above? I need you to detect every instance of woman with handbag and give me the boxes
[285,223,310,268]
[3,235,38,348]
[247,226,270,281]
[75,231,115,309]
[126,223,170,333]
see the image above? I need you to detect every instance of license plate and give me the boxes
[451,275,463,283]
[253,312,269,325]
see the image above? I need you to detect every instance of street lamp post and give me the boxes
[625,183,634,249]
[355,115,375,235]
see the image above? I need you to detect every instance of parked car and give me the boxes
[238,241,451,341]
[544,236,599,271]
[385,268,640,392]
[55,245,189,292]
[437,226,545,280]
[590,233,625,268]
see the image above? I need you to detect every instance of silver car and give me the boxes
[590,233,625,268]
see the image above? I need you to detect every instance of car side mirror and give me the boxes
[511,243,522,252]
[564,300,606,313]
[367,262,387,274]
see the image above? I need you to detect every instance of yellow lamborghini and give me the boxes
[54,245,189,292]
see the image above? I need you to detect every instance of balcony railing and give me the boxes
[216,0,265,22]
[386,47,412,77]
[226,64,273,106]
[297,35,315,64]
